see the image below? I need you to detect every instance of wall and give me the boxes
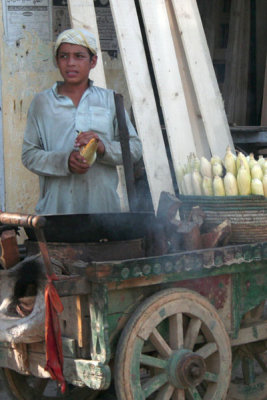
[0,1,61,215]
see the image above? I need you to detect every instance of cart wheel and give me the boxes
[114,288,232,400]
[228,302,267,400]
[228,344,267,400]
[0,368,99,400]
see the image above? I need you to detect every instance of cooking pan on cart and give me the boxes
[23,212,156,243]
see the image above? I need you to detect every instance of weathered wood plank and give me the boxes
[166,0,210,159]
[109,0,175,209]
[67,0,106,88]
[171,0,234,157]
[230,321,267,346]
[139,0,197,168]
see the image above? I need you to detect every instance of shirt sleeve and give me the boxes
[98,106,143,167]
[21,99,71,177]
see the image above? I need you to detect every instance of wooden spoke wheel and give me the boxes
[0,368,99,400]
[228,302,267,400]
[228,342,267,399]
[114,288,232,400]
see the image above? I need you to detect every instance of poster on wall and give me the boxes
[2,0,52,43]
[94,0,118,54]
[51,0,118,54]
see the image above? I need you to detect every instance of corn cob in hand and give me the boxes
[80,138,98,166]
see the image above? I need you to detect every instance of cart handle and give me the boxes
[0,212,46,229]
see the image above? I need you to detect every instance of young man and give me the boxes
[22,28,142,214]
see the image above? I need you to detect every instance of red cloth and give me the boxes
[44,274,66,393]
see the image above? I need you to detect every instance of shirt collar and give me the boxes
[52,79,94,98]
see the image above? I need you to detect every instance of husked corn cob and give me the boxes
[224,172,238,196]
[80,138,98,166]
[213,176,225,196]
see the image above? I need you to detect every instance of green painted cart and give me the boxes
[0,212,267,400]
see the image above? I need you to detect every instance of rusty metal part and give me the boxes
[0,229,20,269]
[176,352,206,387]
[157,191,182,221]
[0,212,53,277]
[0,212,46,230]
[23,212,156,244]
[25,238,146,264]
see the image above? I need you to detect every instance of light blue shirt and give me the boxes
[21,81,142,214]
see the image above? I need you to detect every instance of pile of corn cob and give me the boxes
[177,146,267,197]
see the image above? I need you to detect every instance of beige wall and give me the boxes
[0,1,60,214]
[0,2,131,218]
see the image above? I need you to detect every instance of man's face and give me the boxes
[56,43,97,85]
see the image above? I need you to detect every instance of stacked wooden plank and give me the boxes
[68,0,234,211]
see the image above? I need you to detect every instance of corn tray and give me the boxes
[179,194,267,244]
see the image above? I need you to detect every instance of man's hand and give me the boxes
[75,130,105,156]
[68,150,90,174]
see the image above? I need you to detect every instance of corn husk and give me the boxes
[224,146,237,176]
[258,155,266,169]
[251,178,264,195]
[213,176,225,196]
[237,161,251,195]
[182,173,194,195]
[193,155,200,172]
[248,153,257,170]
[236,152,250,174]
[224,172,238,196]
[251,163,263,180]
[200,157,212,178]
[191,170,202,195]
[262,161,267,174]
[202,176,213,196]
[262,174,267,197]
[187,153,195,173]
[176,164,185,193]
[212,162,223,177]
[211,155,222,166]
[180,178,186,195]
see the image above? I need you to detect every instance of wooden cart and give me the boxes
[0,212,267,400]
